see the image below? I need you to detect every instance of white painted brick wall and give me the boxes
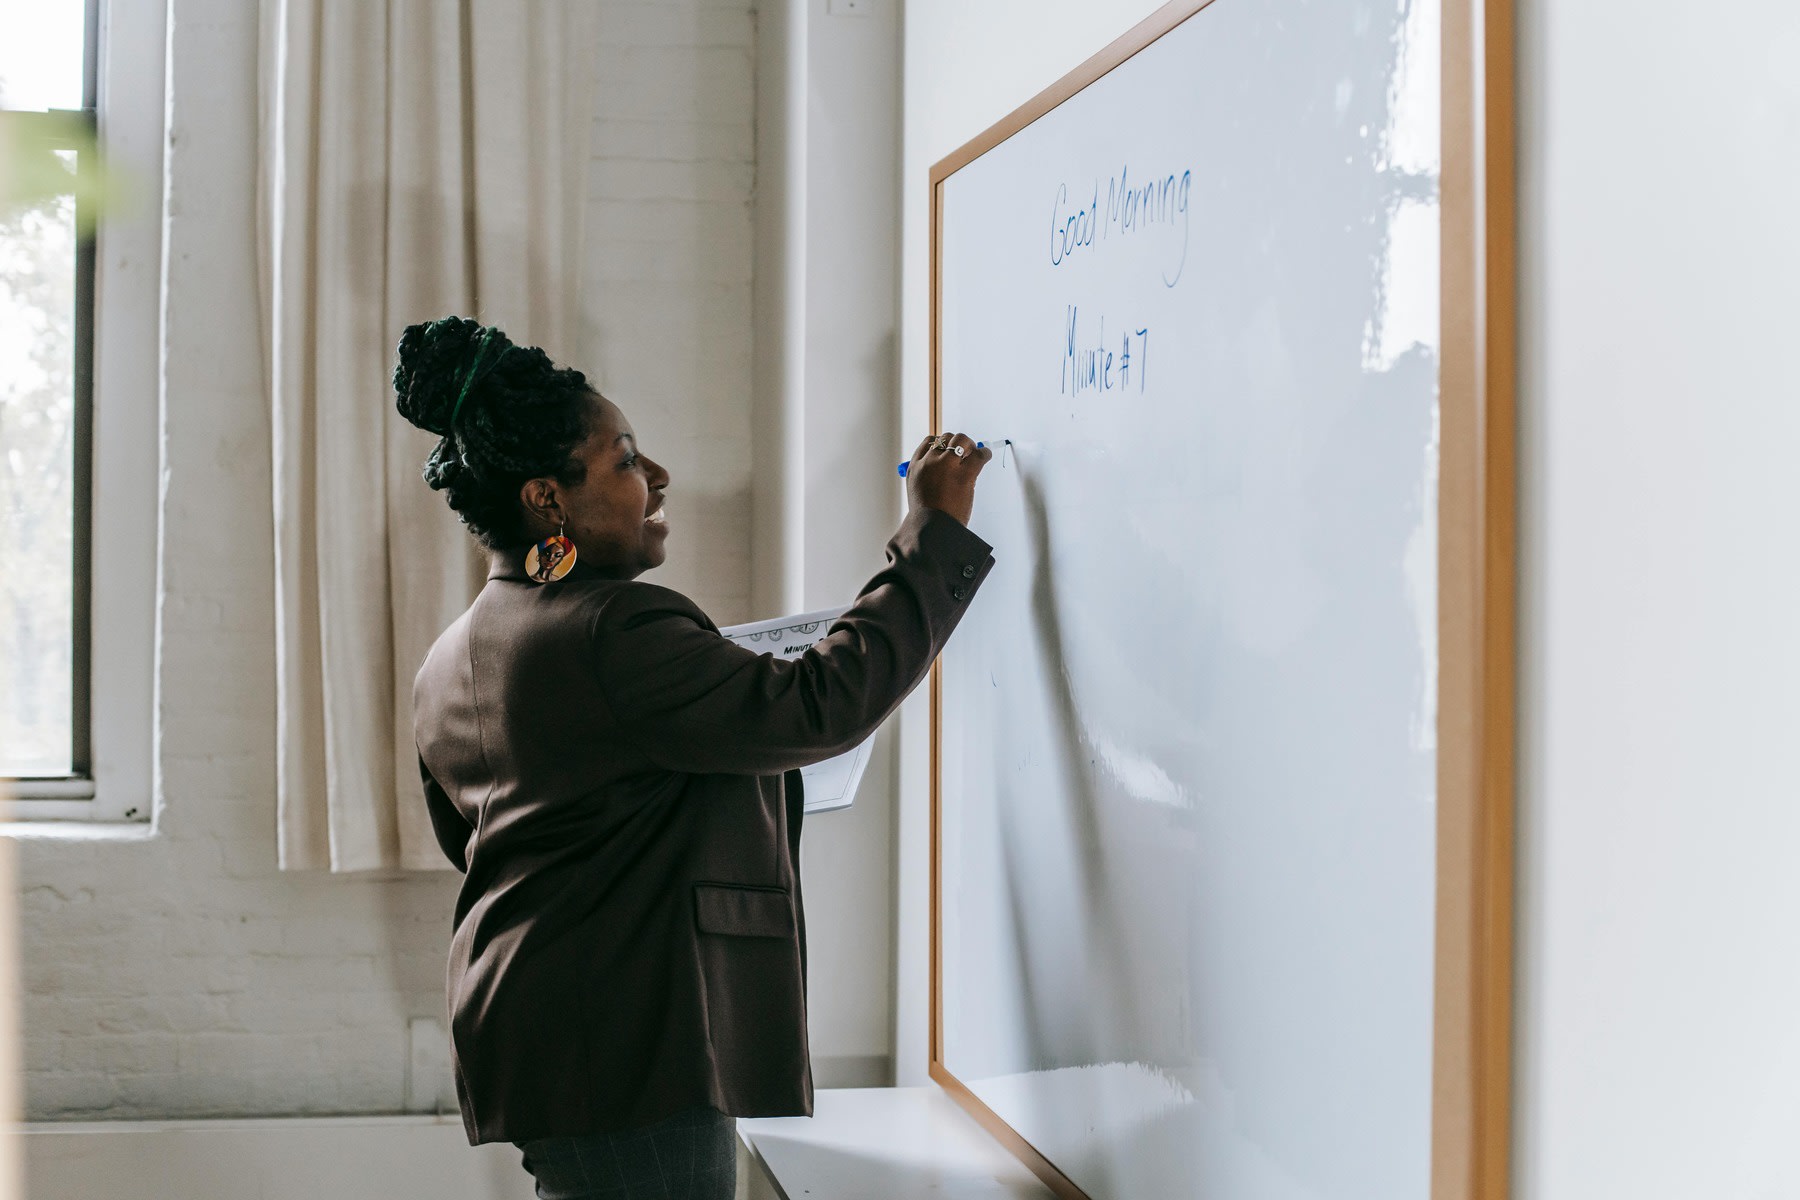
[582,0,757,625]
[17,0,759,1121]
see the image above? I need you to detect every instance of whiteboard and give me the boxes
[933,1,1444,1197]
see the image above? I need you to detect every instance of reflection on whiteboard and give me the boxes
[719,606,870,813]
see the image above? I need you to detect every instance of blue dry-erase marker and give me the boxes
[897,440,1005,477]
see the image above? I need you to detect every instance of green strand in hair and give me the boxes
[451,327,506,429]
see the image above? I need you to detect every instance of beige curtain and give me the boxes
[258,0,597,870]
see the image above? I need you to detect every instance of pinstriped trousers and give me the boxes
[515,1107,736,1200]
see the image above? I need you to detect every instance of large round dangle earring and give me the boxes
[525,523,578,584]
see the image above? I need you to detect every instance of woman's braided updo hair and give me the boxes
[393,316,596,548]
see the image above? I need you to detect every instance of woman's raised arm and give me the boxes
[590,506,992,775]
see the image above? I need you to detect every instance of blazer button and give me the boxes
[952,585,968,601]
[960,564,976,578]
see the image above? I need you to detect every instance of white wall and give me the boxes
[898,2,1800,1196]
[583,0,759,624]
[17,0,763,1121]
[1512,1,1800,1195]
[749,0,909,1088]
[794,0,907,1088]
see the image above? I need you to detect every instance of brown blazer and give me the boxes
[413,506,993,1145]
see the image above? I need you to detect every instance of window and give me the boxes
[3,0,161,822]
[1,0,97,786]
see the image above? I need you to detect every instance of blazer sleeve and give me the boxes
[419,754,473,872]
[590,506,995,775]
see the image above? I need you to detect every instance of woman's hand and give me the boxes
[905,432,993,526]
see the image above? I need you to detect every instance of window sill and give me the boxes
[0,819,155,842]
[4,780,150,824]
[5,778,97,801]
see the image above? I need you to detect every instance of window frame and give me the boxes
[6,0,162,825]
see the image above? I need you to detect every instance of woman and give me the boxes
[396,316,993,1200]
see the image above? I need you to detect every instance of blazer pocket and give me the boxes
[693,882,795,939]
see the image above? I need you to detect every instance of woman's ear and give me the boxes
[519,477,563,530]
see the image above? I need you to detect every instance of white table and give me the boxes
[736,1087,1055,1200]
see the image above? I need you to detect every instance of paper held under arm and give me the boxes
[717,606,870,814]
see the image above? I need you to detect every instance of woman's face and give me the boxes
[523,394,670,578]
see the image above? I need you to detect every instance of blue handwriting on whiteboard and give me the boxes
[1048,166,1193,287]
[1062,306,1149,396]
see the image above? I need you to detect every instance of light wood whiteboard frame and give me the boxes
[925,2,1518,1198]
